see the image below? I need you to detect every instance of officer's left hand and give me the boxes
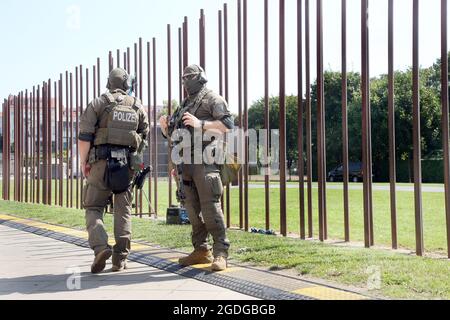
[182,112,202,129]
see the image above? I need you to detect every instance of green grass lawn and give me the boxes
[0,200,449,300]
[1,179,449,255]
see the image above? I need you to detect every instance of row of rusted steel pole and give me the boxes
[1,0,450,257]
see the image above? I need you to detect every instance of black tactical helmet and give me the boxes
[107,68,136,91]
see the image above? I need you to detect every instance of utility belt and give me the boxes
[91,145,131,162]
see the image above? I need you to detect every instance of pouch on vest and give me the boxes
[104,150,131,194]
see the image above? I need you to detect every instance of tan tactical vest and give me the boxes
[94,92,142,150]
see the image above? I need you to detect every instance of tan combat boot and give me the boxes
[211,256,228,272]
[112,256,128,272]
[91,248,113,274]
[178,249,213,266]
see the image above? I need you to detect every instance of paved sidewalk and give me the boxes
[0,225,256,300]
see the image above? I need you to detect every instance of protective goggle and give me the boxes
[182,72,201,81]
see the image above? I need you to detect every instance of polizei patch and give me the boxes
[113,111,137,123]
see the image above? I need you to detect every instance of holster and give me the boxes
[96,145,132,195]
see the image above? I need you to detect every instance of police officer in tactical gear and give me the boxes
[79,68,150,274]
[160,65,234,271]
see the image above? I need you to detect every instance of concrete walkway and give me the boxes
[0,225,256,300]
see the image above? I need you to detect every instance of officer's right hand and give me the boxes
[159,116,169,134]
[82,163,91,178]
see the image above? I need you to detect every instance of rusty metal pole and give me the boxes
[48,81,52,206]
[298,0,305,239]
[14,95,17,202]
[317,0,326,242]
[361,0,373,247]
[388,0,398,249]
[109,51,113,73]
[280,0,287,237]
[179,27,183,105]
[134,42,139,216]
[36,86,41,204]
[124,52,127,72]
[2,100,4,200]
[219,11,223,96]
[25,90,29,203]
[66,71,69,207]
[127,47,131,74]
[2,100,5,200]
[32,89,36,203]
[97,58,101,97]
[153,37,159,218]
[12,95,15,201]
[305,0,313,238]
[79,65,84,209]
[147,41,153,215]
[412,0,424,256]
[59,76,63,207]
[93,65,97,99]
[75,67,80,209]
[84,67,89,208]
[18,94,21,202]
[16,94,19,202]
[200,9,206,70]
[264,0,271,230]
[30,90,34,203]
[244,0,250,232]
[70,72,74,208]
[441,0,450,259]
[342,0,350,242]
[224,3,231,229]
[21,92,24,202]
[218,10,225,214]
[237,0,244,229]
[12,96,15,201]
[22,92,25,202]
[183,16,189,76]
[168,24,173,208]
[139,37,143,215]
[54,82,58,206]
[42,84,47,204]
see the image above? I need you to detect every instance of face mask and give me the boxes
[183,74,204,95]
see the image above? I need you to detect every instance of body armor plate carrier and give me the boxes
[94,92,142,151]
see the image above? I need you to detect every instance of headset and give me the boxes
[107,68,137,94]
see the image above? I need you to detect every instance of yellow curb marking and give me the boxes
[132,243,151,251]
[292,286,367,300]
[0,214,20,221]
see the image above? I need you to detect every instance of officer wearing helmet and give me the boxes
[78,68,149,274]
[160,65,234,271]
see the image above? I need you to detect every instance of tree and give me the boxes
[247,53,447,182]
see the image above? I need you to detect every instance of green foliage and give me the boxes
[248,54,449,182]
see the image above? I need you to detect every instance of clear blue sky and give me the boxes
[1,0,448,113]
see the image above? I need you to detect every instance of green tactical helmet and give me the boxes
[107,68,136,92]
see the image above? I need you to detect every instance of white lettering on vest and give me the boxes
[113,111,137,123]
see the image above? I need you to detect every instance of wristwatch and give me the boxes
[201,120,206,131]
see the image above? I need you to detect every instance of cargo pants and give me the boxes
[182,163,230,258]
[83,159,134,261]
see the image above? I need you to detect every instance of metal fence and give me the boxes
[1,0,449,258]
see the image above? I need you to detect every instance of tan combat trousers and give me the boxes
[83,160,133,260]
[182,164,230,258]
